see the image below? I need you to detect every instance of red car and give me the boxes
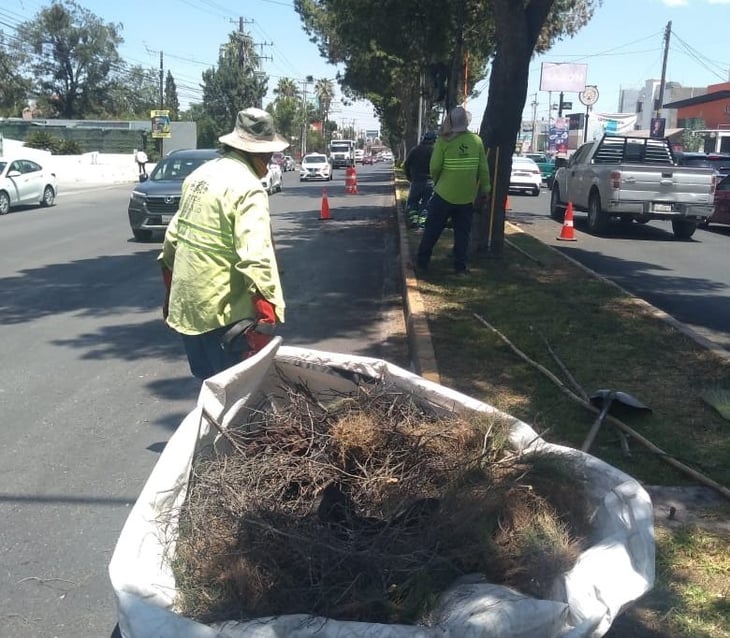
[676,152,730,228]
[362,155,374,165]
[709,174,730,227]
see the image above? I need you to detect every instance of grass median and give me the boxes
[396,172,729,638]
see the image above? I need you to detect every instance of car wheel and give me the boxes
[549,186,564,222]
[531,186,540,197]
[41,185,56,207]
[0,191,10,215]
[587,192,609,235]
[671,219,697,240]
[132,228,153,241]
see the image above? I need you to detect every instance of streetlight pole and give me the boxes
[301,75,313,157]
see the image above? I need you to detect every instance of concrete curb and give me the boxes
[396,205,441,384]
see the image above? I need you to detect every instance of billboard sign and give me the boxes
[150,110,171,139]
[540,63,588,93]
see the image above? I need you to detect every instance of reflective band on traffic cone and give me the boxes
[320,189,331,220]
[557,201,577,241]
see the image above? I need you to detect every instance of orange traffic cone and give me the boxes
[345,165,359,194]
[319,189,331,220]
[557,201,577,241]
[505,195,511,211]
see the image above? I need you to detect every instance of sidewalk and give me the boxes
[2,140,148,190]
[50,153,150,190]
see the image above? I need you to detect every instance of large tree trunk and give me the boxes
[472,0,554,257]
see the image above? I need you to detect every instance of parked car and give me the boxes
[0,157,57,215]
[300,153,332,181]
[524,152,556,188]
[509,156,542,196]
[261,161,283,194]
[127,148,220,241]
[283,155,296,172]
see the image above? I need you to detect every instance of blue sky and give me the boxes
[9,0,730,135]
[466,0,730,127]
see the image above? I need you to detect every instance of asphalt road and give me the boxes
[0,162,406,638]
[507,189,730,351]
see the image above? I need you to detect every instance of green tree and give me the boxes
[201,31,268,135]
[270,78,301,142]
[0,33,31,116]
[295,0,600,253]
[165,70,180,120]
[294,0,490,154]
[186,103,219,148]
[105,65,159,119]
[474,0,602,255]
[17,0,123,118]
[314,77,334,146]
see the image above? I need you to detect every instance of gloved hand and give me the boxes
[161,267,173,319]
[245,294,277,357]
[475,192,489,212]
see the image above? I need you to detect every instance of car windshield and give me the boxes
[150,157,211,182]
[0,161,6,173]
[303,155,326,164]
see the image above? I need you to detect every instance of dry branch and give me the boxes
[474,312,730,501]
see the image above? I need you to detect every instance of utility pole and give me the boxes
[159,51,164,109]
[530,93,538,152]
[656,20,672,118]
[230,17,254,68]
[301,75,313,157]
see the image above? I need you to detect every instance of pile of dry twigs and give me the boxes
[171,381,591,625]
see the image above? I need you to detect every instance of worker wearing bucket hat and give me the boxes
[158,108,289,379]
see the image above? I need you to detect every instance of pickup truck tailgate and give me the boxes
[617,165,715,204]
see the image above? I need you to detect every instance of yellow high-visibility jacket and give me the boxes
[158,149,285,335]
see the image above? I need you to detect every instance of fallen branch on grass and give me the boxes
[474,312,730,501]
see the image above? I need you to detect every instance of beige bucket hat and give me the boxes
[441,105,472,139]
[218,107,289,153]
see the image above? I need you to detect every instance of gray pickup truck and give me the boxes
[550,135,716,239]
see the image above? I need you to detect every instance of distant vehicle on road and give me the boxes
[329,139,355,169]
[354,149,365,164]
[0,157,57,215]
[127,148,220,241]
[300,153,332,181]
[509,156,542,196]
[261,161,283,194]
[362,155,374,165]
[524,152,556,188]
[283,155,296,172]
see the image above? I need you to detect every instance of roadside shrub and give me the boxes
[57,139,83,155]
[24,130,63,153]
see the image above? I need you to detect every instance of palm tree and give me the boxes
[274,77,300,100]
[314,77,335,147]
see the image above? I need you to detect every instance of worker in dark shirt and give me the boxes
[404,130,436,228]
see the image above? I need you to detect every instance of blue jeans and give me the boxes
[406,179,434,213]
[417,193,474,272]
[181,325,246,380]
